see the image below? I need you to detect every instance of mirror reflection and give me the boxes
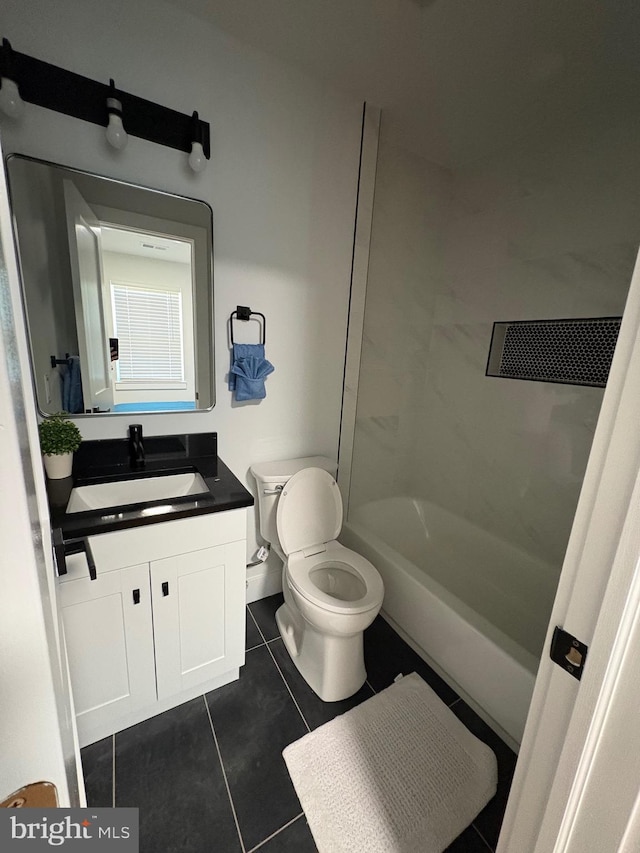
[6,155,215,415]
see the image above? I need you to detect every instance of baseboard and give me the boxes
[246,566,282,603]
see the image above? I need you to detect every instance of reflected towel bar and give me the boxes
[50,353,70,368]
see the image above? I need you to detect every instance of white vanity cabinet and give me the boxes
[58,559,157,740]
[57,509,247,747]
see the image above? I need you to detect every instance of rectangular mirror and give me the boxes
[6,154,215,415]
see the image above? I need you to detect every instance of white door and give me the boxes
[151,542,246,699]
[0,141,81,805]
[499,246,640,851]
[58,559,157,748]
[63,180,114,413]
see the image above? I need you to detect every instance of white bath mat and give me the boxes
[283,673,497,853]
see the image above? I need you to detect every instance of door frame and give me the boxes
[0,136,83,804]
[499,245,640,851]
[63,179,114,413]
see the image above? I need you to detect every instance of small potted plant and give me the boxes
[38,413,82,479]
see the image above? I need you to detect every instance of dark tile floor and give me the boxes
[82,593,517,852]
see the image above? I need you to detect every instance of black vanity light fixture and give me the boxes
[188,111,206,173]
[0,38,210,172]
[0,37,24,118]
[105,79,128,151]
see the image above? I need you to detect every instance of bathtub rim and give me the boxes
[344,513,539,676]
[342,515,538,745]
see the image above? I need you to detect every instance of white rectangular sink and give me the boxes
[66,472,209,514]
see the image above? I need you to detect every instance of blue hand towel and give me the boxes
[62,356,84,414]
[229,343,274,401]
[229,344,264,391]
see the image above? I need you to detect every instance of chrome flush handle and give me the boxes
[263,485,283,495]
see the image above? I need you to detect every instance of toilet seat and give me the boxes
[276,467,343,556]
[287,541,384,615]
[276,468,384,616]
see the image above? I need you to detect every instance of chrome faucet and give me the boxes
[129,424,145,468]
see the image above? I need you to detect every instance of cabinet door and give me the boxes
[58,559,156,741]
[151,541,246,700]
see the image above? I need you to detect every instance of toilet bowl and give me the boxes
[250,459,384,702]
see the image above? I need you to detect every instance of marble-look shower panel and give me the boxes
[409,123,636,571]
[349,135,450,509]
[413,311,616,564]
[352,113,639,584]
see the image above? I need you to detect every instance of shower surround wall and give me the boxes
[351,113,640,596]
[349,140,450,507]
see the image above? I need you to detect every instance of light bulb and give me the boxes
[106,96,128,150]
[188,140,206,173]
[0,77,24,119]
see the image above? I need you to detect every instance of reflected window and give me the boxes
[111,283,185,383]
[100,225,196,412]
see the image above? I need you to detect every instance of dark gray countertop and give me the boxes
[47,433,254,540]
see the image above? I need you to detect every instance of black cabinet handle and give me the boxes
[61,537,97,580]
[84,539,97,581]
[162,581,169,597]
[52,528,67,576]
[133,589,141,605]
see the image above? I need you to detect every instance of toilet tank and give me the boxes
[250,456,337,548]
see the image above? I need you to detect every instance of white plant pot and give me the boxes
[43,452,73,480]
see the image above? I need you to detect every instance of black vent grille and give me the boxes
[486,317,622,387]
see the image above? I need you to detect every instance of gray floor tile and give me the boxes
[80,605,514,853]
[364,615,460,705]
[206,644,308,851]
[115,696,241,853]
[248,593,284,641]
[471,781,511,851]
[445,824,494,852]
[269,637,375,729]
[251,815,317,852]
[450,701,517,851]
[246,605,264,649]
[81,736,113,807]
[450,701,518,783]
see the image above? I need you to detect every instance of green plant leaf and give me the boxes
[38,414,82,456]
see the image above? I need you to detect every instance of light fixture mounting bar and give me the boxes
[1,39,210,159]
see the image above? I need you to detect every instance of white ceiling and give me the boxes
[169,0,640,166]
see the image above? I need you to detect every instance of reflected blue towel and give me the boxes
[229,343,274,401]
[62,356,84,414]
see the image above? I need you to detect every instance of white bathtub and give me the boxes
[341,497,560,746]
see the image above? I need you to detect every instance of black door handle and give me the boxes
[162,581,169,596]
[133,589,140,605]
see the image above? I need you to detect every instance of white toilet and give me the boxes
[251,457,384,702]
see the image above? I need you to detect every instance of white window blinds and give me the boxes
[111,283,184,382]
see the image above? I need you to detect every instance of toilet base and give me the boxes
[276,602,367,702]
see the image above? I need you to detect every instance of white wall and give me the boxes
[350,110,640,647]
[2,0,363,564]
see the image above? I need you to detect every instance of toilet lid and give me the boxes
[276,467,343,556]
